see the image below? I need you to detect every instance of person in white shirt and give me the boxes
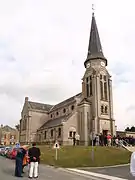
[75,133,80,145]
[130,151,135,176]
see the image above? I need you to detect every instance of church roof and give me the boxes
[25,93,81,112]
[28,101,53,111]
[84,13,107,67]
[50,93,81,111]
[39,114,72,129]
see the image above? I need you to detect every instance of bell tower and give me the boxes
[79,12,116,145]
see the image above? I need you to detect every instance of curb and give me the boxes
[66,168,128,180]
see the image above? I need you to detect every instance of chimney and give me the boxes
[25,97,29,102]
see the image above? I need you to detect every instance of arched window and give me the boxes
[56,112,59,116]
[86,77,89,97]
[86,76,92,97]
[101,105,104,113]
[104,82,107,100]
[100,81,103,100]
[100,75,108,100]
[58,128,61,137]
[63,108,66,113]
[71,105,74,110]
[105,106,108,114]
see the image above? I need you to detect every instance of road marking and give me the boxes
[67,168,128,180]
[78,163,130,169]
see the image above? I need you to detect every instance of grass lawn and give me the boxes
[38,146,131,168]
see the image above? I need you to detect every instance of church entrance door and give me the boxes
[103,130,108,136]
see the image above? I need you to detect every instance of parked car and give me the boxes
[8,148,17,159]
[6,149,12,158]
[0,147,5,156]
[4,146,12,156]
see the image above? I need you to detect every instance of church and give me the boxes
[19,12,116,146]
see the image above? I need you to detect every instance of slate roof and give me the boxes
[84,13,107,67]
[50,93,82,112]
[39,114,72,129]
[28,101,53,111]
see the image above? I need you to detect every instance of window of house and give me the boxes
[101,105,104,113]
[63,108,66,113]
[69,131,72,138]
[58,128,61,137]
[71,105,74,110]
[44,131,47,139]
[50,114,52,118]
[51,129,53,137]
[56,112,59,116]
[105,106,108,114]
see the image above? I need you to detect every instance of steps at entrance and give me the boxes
[119,140,135,152]
[124,146,135,152]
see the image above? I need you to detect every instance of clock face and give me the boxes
[86,63,90,68]
[101,61,105,67]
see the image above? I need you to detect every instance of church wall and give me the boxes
[100,119,112,133]
[37,125,63,145]
[78,103,91,145]
[28,110,48,142]
[63,112,78,145]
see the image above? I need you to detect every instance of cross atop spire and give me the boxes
[92,4,94,14]
[84,12,107,67]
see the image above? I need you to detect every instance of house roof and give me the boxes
[50,93,82,112]
[28,101,53,111]
[1,125,16,132]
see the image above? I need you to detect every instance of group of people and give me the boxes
[15,142,41,179]
[92,133,135,147]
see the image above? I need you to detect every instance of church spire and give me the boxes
[84,11,107,67]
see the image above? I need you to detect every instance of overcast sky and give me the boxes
[0,0,134,130]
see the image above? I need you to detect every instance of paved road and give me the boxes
[0,156,98,180]
[81,165,134,180]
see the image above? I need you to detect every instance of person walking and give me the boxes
[28,143,41,179]
[21,145,29,173]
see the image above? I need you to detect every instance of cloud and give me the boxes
[0,0,134,131]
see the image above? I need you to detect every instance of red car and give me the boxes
[8,148,17,159]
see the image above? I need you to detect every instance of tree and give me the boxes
[125,127,130,131]
[125,126,135,132]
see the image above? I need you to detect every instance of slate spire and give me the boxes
[84,12,107,67]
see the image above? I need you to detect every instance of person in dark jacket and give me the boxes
[28,143,41,179]
[15,148,23,177]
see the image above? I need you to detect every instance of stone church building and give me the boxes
[19,12,116,146]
